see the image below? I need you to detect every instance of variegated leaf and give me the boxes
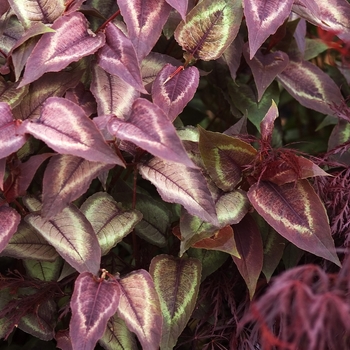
[174,0,243,61]
[0,206,21,254]
[117,270,162,350]
[25,204,101,274]
[117,0,171,60]
[139,157,218,226]
[70,272,121,350]
[19,12,105,87]
[152,64,199,121]
[149,255,201,350]
[243,0,294,59]
[24,258,62,281]
[0,77,29,108]
[248,180,340,266]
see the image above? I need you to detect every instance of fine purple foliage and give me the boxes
[1,0,350,349]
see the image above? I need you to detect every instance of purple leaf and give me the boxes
[165,0,188,20]
[70,272,121,350]
[139,157,218,226]
[0,206,21,254]
[243,0,294,59]
[0,77,28,109]
[152,64,199,121]
[243,47,289,101]
[117,270,162,350]
[0,102,27,159]
[91,64,139,120]
[65,83,97,117]
[117,0,171,60]
[97,22,147,93]
[277,58,344,116]
[19,97,124,165]
[56,330,72,350]
[222,34,244,81]
[25,204,101,274]
[0,158,5,191]
[19,12,105,87]
[108,98,195,167]
[42,154,114,218]
[149,255,201,349]
[260,100,279,143]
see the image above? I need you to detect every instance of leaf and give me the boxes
[243,0,294,59]
[174,0,243,61]
[97,23,147,93]
[25,204,101,274]
[19,97,124,165]
[247,180,341,266]
[260,100,279,143]
[24,258,62,281]
[1,221,59,261]
[19,12,105,87]
[232,214,264,299]
[152,64,199,121]
[0,77,29,108]
[70,272,121,350]
[91,64,139,119]
[277,58,344,116]
[117,0,171,60]
[0,102,28,159]
[0,206,21,254]
[42,154,114,218]
[165,0,188,20]
[139,157,218,226]
[149,255,201,350]
[9,0,65,28]
[243,48,289,102]
[80,192,142,256]
[117,270,162,350]
[198,127,257,191]
[108,98,195,167]
[222,34,244,81]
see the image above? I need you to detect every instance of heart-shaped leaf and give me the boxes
[243,0,294,59]
[117,270,162,350]
[108,98,195,167]
[19,12,105,87]
[25,204,101,274]
[139,157,218,226]
[42,154,114,218]
[19,97,124,165]
[174,0,243,61]
[152,64,199,121]
[0,206,21,254]
[80,192,142,256]
[248,180,340,266]
[70,272,121,350]
[97,22,147,93]
[149,255,201,350]
[117,0,171,60]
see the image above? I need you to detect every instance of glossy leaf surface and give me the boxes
[70,272,121,350]
[174,0,243,61]
[248,180,340,266]
[0,206,21,254]
[150,255,201,350]
[139,157,218,226]
[117,270,162,350]
[25,204,101,274]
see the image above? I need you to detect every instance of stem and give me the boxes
[96,9,121,33]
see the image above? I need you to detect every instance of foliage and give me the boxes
[1,0,350,349]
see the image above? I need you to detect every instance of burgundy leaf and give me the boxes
[243,0,294,59]
[117,270,162,350]
[19,97,124,165]
[260,100,279,143]
[0,206,21,254]
[97,22,147,93]
[108,98,195,167]
[243,47,289,101]
[0,102,27,159]
[25,204,101,274]
[222,34,244,81]
[165,0,188,20]
[19,12,105,87]
[42,154,114,218]
[0,158,5,191]
[70,272,121,350]
[91,64,139,120]
[56,330,73,350]
[117,0,171,60]
[149,255,201,349]
[139,157,218,226]
[0,2,9,17]
[248,180,340,266]
[152,64,199,121]
[277,58,344,116]
[65,83,97,117]
[232,214,263,299]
